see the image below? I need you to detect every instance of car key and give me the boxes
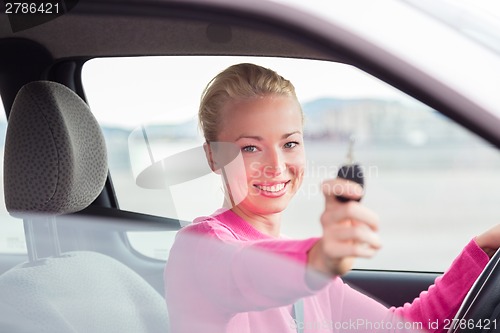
[336,136,364,202]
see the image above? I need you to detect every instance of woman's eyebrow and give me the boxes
[235,131,302,141]
[282,131,302,139]
[236,135,262,141]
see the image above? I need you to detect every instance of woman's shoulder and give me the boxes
[178,209,241,241]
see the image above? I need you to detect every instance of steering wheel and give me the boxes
[448,248,500,333]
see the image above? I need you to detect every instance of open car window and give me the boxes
[82,56,500,272]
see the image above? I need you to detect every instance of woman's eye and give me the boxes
[242,145,258,153]
[284,141,298,149]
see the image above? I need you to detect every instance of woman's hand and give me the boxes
[307,178,381,277]
[475,224,500,258]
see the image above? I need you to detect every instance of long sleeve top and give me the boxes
[164,208,489,333]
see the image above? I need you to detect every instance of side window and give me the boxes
[0,95,27,254]
[82,56,500,271]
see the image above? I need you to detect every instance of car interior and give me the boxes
[0,0,499,332]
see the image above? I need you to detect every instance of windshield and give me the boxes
[272,0,500,120]
[402,0,500,56]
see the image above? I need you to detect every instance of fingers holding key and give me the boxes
[314,179,381,276]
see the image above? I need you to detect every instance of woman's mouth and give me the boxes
[253,181,290,197]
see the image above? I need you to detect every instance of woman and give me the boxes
[164,63,498,333]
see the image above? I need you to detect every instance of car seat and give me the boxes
[0,81,170,332]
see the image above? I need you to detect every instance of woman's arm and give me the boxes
[327,239,488,333]
[475,224,500,258]
[165,219,325,315]
[390,239,488,332]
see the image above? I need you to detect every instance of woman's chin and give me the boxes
[249,197,292,215]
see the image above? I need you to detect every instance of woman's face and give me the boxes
[214,94,305,216]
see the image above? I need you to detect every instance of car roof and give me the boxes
[0,0,335,60]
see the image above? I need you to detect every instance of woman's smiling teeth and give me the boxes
[255,182,288,193]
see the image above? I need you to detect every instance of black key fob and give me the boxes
[336,164,364,202]
[336,136,364,202]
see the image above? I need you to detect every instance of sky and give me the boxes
[82,56,407,128]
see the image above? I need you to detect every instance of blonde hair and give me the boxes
[199,63,302,142]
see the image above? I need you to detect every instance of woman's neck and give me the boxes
[228,205,282,237]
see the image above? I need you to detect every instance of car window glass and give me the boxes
[82,56,500,271]
[0,95,27,254]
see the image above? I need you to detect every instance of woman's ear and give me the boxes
[203,142,221,174]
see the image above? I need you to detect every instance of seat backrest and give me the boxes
[0,81,169,332]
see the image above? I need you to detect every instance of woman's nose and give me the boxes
[263,150,286,177]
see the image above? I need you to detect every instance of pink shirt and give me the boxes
[164,209,488,333]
